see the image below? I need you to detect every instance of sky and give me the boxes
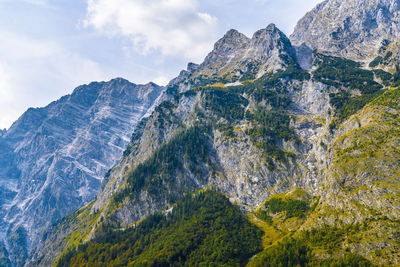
[0,0,322,129]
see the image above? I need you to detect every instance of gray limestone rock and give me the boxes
[291,0,400,61]
[0,78,163,265]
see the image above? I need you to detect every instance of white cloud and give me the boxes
[0,30,106,129]
[84,0,219,62]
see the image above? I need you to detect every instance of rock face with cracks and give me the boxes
[0,78,163,266]
[291,0,400,61]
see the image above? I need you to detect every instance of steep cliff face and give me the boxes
[291,0,400,60]
[0,78,163,265]
[23,0,400,266]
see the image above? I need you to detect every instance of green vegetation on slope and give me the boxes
[264,197,309,218]
[123,117,149,157]
[254,191,311,229]
[244,63,309,104]
[313,54,385,129]
[240,61,260,81]
[371,86,400,109]
[329,88,400,195]
[57,190,263,267]
[250,238,312,267]
[203,88,249,121]
[250,191,374,267]
[302,87,400,265]
[246,109,296,142]
[313,54,381,92]
[114,125,212,203]
[328,90,381,129]
[240,65,302,168]
[369,56,383,68]
[249,237,372,267]
[373,69,393,86]
[217,123,236,138]
[246,109,296,169]
[154,101,179,129]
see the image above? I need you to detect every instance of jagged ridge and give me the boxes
[0,78,163,266]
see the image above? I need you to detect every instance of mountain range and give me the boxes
[1,0,400,266]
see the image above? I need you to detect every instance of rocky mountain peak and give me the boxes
[218,29,250,46]
[251,23,282,44]
[107,77,134,86]
[250,23,296,62]
[0,78,164,265]
[202,29,250,65]
[290,0,400,60]
[252,23,279,38]
[190,24,297,81]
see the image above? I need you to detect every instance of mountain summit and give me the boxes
[0,78,163,265]
[291,0,400,60]
[192,24,297,80]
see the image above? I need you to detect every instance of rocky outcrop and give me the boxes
[290,0,400,61]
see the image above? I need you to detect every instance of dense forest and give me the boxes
[57,189,374,267]
[250,237,372,267]
[57,190,263,266]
